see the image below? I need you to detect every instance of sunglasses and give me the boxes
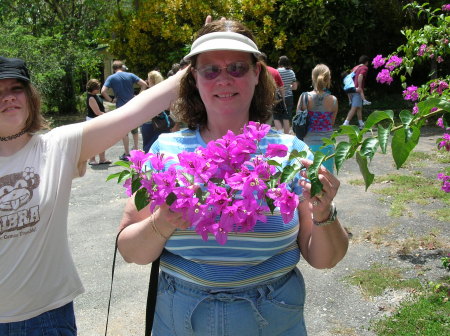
[195,62,251,80]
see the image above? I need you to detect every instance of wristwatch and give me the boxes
[313,202,337,227]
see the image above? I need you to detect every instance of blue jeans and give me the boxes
[0,302,77,336]
[153,268,307,336]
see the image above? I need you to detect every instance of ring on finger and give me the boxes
[312,200,319,206]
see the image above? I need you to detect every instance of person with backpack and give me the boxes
[342,55,371,129]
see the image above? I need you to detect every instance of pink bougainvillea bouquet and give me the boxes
[108,122,308,244]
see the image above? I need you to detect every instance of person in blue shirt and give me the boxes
[117,19,348,336]
[101,60,148,160]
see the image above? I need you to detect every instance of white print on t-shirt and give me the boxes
[0,168,41,235]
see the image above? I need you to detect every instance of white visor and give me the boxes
[184,31,261,60]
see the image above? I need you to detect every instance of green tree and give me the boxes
[0,0,109,115]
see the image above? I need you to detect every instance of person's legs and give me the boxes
[122,134,130,154]
[0,302,77,336]
[282,119,291,134]
[344,93,362,125]
[131,128,139,150]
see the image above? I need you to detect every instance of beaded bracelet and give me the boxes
[151,215,170,240]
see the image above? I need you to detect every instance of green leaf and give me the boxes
[106,171,122,182]
[267,159,282,167]
[377,124,392,154]
[399,109,414,128]
[364,110,395,129]
[334,141,352,173]
[195,187,203,202]
[308,151,325,196]
[131,177,142,194]
[114,160,132,168]
[265,196,275,214]
[355,152,375,191]
[337,125,360,144]
[280,165,298,184]
[391,126,420,169]
[165,192,177,206]
[117,170,132,184]
[134,188,149,211]
[181,172,194,184]
[288,150,308,161]
[360,138,379,161]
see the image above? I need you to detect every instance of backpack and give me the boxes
[292,92,310,140]
[343,71,356,93]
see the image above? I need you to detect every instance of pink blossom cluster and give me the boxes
[430,80,449,95]
[437,117,450,130]
[385,55,403,71]
[443,4,450,11]
[123,122,299,245]
[437,133,450,151]
[437,173,450,193]
[373,54,402,85]
[376,69,393,84]
[403,86,419,101]
[372,55,385,68]
[417,44,427,56]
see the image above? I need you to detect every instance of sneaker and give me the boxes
[358,123,365,130]
[363,99,371,105]
[119,153,129,161]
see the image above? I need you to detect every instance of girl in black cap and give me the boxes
[0,56,184,334]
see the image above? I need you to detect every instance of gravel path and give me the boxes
[68,126,449,335]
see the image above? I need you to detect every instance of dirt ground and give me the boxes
[68,126,449,336]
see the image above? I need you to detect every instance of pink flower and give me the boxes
[437,117,450,130]
[385,55,403,71]
[437,56,444,63]
[265,144,288,158]
[437,81,449,95]
[417,44,427,56]
[372,55,385,69]
[403,85,419,101]
[437,133,450,151]
[412,103,419,115]
[442,4,450,11]
[376,69,393,84]
[437,173,450,193]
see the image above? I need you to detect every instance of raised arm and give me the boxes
[79,69,185,165]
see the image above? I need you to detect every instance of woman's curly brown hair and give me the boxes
[174,20,275,130]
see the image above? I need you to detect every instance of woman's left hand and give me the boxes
[298,158,340,222]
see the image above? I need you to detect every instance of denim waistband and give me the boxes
[161,268,297,297]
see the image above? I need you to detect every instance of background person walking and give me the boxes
[342,55,371,129]
[101,60,148,160]
[277,55,298,129]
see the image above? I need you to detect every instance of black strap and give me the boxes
[104,229,160,336]
[145,257,160,336]
[104,229,124,336]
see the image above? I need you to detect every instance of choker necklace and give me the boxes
[0,129,27,142]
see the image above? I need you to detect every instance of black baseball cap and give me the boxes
[0,56,31,82]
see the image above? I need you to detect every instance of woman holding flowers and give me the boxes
[118,19,349,336]
[0,55,183,334]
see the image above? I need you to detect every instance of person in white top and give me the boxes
[0,55,183,334]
